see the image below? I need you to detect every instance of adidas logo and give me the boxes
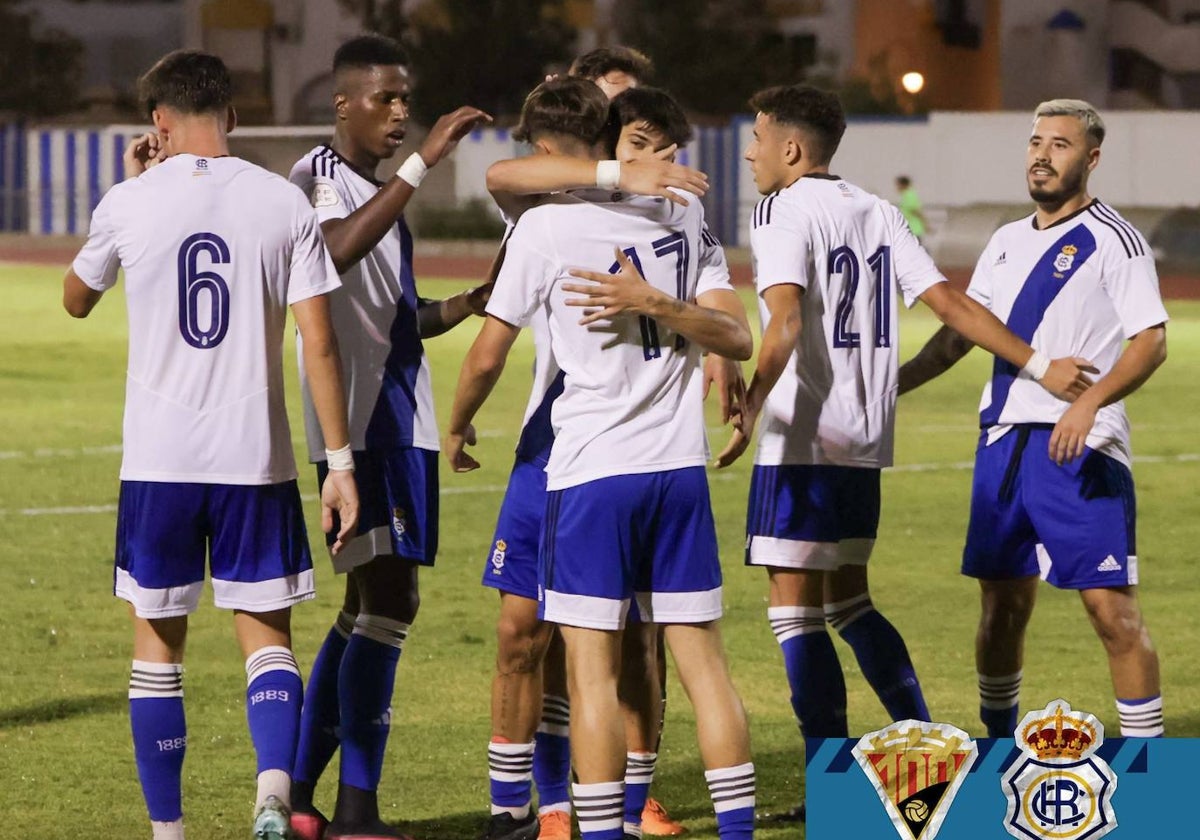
[995,251,1007,266]
[1097,555,1122,572]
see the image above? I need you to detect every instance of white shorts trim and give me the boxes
[747,536,874,570]
[330,524,393,573]
[212,571,316,612]
[115,568,205,618]
[542,590,631,631]
[633,587,724,624]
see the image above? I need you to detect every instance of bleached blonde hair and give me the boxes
[1034,99,1106,146]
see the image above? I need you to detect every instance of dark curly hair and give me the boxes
[749,85,846,165]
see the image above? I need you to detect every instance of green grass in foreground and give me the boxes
[0,264,1197,839]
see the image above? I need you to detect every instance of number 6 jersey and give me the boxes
[71,154,342,484]
[749,174,944,469]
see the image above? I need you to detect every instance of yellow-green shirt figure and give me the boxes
[895,175,926,240]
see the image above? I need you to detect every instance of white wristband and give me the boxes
[596,160,621,191]
[325,444,355,472]
[1022,350,1051,381]
[396,153,428,188]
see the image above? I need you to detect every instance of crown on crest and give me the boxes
[1020,704,1097,759]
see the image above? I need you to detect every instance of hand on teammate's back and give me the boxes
[620,145,709,206]
[321,470,360,555]
[123,133,167,179]
[564,247,664,325]
[1040,356,1099,403]
[419,106,494,167]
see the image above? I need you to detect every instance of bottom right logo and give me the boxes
[1002,699,1117,840]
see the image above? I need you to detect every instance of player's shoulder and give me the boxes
[290,145,341,179]
[1081,200,1151,260]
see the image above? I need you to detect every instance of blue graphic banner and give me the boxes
[807,735,1194,837]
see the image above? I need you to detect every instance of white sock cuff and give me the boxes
[824,593,873,631]
[572,781,624,832]
[1117,694,1164,737]
[539,694,570,736]
[488,739,536,756]
[130,660,183,699]
[245,645,299,685]
[768,605,825,643]
[625,751,658,786]
[978,671,1022,709]
[353,613,411,649]
[705,762,756,813]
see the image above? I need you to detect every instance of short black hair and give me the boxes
[569,46,653,84]
[333,34,409,72]
[513,77,611,146]
[138,50,232,119]
[896,175,912,188]
[749,85,847,165]
[611,86,693,148]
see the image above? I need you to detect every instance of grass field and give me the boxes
[1,263,1197,840]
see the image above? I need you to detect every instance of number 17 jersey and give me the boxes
[749,174,944,468]
[71,154,342,485]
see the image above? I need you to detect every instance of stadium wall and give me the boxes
[7,112,1200,252]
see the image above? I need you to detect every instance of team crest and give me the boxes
[1002,699,1117,840]
[1054,244,1078,273]
[490,539,507,575]
[311,183,340,208]
[391,507,407,540]
[853,720,979,840]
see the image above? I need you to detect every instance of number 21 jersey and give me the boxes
[750,175,944,468]
[71,154,342,484]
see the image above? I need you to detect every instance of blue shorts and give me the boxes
[962,426,1137,589]
[745,464,880,570]
[538,468,723,630]
[482,458,547,600]
[316,446,439,573]
[114,480,314,618]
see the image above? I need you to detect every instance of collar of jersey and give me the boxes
[1031,197,1098,230]
[320,144,384,186]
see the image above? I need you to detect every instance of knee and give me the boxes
[1084,598,1150,655]
[979,589,1035,634]
[495,612,548,676]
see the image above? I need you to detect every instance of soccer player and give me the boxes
[285,35,491,840]
[714,84,1097,808]
[447,76,757,840]
[480,86,727,840]
[63,49,358,840]
[894,175,927,244]
[898,99,1167,739]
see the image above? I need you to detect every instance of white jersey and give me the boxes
[750,174,943,468]
[968,200,1169,467]
[71,154,341,484]
[488,190,732,491]
[511,212,731,468]
[290,145,439,459]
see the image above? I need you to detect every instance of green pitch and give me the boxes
[1,264,1196,839]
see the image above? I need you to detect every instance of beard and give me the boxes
[1028,162,1086,204]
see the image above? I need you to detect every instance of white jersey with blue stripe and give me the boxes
[967,200,1169,467]
[71,154,341,485]
[488,190,732,491]
[509,203,731,470]
[290,145,439,459]
[749,174,945,469]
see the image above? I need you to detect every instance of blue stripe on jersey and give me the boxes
[980,224,1098,427]
[514,370,565,467]
[364,216,427,449]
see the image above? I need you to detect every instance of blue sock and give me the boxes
[828,596,930,721]
[489,740,535,816]
[623,752,656,835]
[245,646,303,775]
[769,607,848,738]
[705,763,755,840]
[533,694,572,812]
[293,611,353,785]
[573,781,624,840]
[338,614,407,790]
[979,671,1022,738]
[129,661,186,823]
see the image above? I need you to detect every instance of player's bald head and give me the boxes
[333,34,409,93]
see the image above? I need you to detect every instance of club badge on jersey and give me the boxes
[1001,699,1117,840]
[853,720,979,840]
[1054,244,1078,275]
